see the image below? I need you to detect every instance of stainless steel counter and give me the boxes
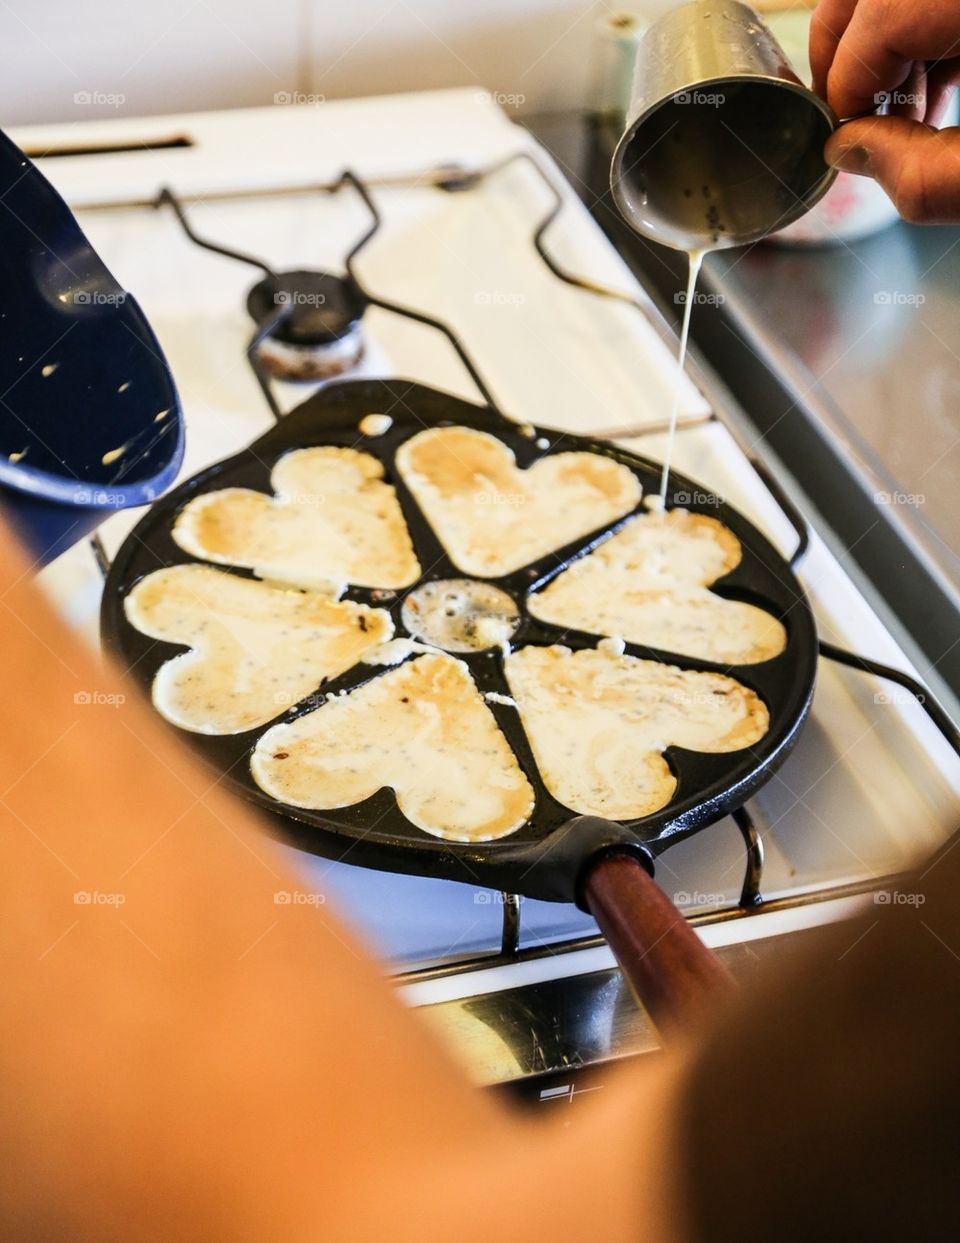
[707,223,960,593]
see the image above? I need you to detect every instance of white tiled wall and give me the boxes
[0,0,665,124]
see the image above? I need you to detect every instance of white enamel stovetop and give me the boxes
[15,90,960,1000]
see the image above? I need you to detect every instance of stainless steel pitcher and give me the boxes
[610,0,838,251]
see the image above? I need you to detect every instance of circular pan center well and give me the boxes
[401,578,520,653]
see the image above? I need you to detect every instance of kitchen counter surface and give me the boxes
[706,223,960,592]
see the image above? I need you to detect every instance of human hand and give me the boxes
[810,0,960,222]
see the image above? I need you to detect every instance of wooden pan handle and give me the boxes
[582,853,733,1037]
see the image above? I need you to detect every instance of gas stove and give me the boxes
[19,89,960,1096]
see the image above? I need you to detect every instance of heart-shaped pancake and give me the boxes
[251,653,535,842]
[529,508,787,665]
[124,564,392,734]
[395,426,641,576]
[505,644,769,820]
[172,446,420,593]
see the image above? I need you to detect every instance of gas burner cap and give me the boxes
[247,269,368,381]
[246,269,367,347]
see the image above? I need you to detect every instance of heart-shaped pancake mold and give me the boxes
[124,564,392,734]
[172,446,420,593]
[251,652,535,842]
[395,425,642,576]
[529,508,787,665]
[122,417,796,846]
[505,644,769,820]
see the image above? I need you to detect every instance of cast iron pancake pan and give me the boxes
[101,378,817,903]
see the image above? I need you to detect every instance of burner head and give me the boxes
[246,269,367,381]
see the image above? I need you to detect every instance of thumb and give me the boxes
[825,115,960,224]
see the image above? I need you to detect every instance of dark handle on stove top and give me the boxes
[582,852,733,1037]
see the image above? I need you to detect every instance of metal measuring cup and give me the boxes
[610,0,838,251]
